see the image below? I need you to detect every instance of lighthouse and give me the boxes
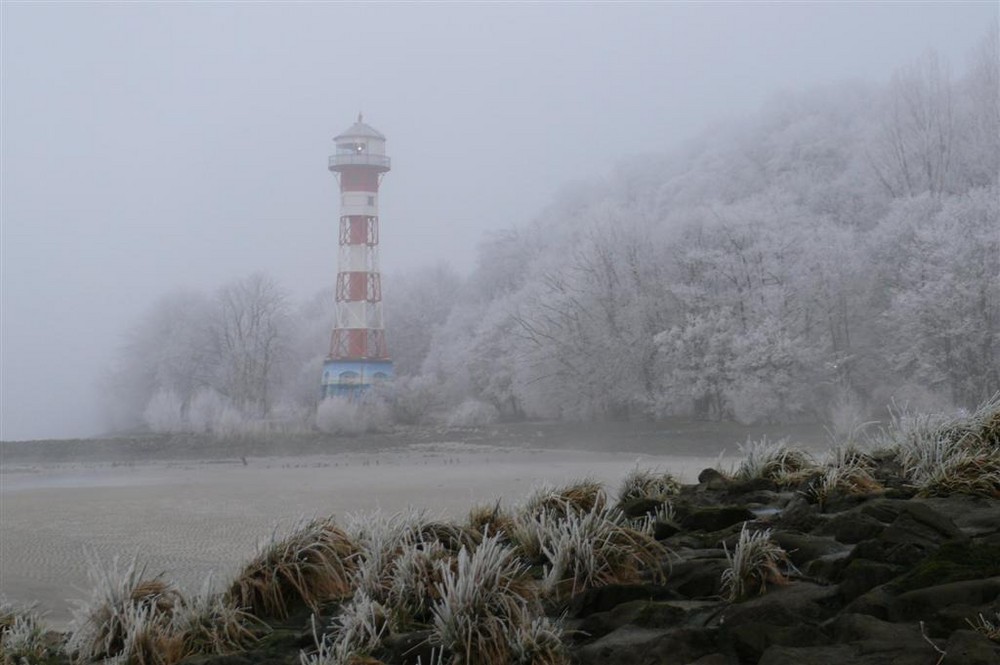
[321,114,393,398]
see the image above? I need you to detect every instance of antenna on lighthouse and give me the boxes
[321,115,393,399]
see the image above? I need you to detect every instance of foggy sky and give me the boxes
[2,2,995,441]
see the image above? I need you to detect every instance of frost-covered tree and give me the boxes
[384,263,463,377]
[104,34,999,433]
[100,290,214,432]
[877,186,1000,406]
[142,388,185,433]
[208,272,289,418]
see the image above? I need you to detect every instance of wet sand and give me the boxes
[0,443,719,626]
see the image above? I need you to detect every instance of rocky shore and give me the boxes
[3,403,998,665]
[190,467,1000,665]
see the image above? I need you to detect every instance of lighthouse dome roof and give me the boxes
[335,114,385,141]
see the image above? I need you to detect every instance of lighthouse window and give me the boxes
[337,142,366,154]
[367,196,375,205]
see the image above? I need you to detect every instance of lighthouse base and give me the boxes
[321,359,394,399]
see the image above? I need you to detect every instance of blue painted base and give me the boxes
[321,359,394,399]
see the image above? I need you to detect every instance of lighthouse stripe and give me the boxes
[336,302,385,330]
[340,192,378,217]
[335,272,382,302]
[339,245,373,272]
[339,169,380,192]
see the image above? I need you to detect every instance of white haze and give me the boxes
[2,3,997,440]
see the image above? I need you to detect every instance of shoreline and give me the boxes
[1,442,720,627]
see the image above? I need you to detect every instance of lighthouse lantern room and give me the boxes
[322,114,393,398]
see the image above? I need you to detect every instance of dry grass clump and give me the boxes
[1,599,53,664]
[169,578,264,657]
[430,533,538,665]
[67,556,264,665]
[304,511,483,664]
[632,500,678,537]
[347,508,472,603]
[386,540,453,627]
[508,615,570,665]
[616,467,681,504]
[523,479,607,518]
[808,449,883,504]
[536,506,668,600]
[67,554,182,662]
[887,394,1000,498]
[229,516,358,619]
[908,445,1000,498]
[417,521,481,554]
[347,510,421,602]
[735,437,815,485]
[468,502,516,541]
[299,594,387,665]
[720,524,792,602]
[506,512,550,564]
[967,611,1000,642]
[302,592,391,665]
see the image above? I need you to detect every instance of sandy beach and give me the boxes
[0,442,720,626]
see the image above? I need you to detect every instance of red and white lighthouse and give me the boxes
[322,114,393,398]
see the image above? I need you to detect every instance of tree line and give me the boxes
[103,33,999,434]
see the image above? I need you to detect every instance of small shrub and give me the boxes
[317,397,392,436]
[389,375,440,425]
[445,399,500,427]
[186,388,230,434]
[720,524,792,602]
[229,517,358,619]
[143,389,186,434]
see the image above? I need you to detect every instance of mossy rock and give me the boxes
[836,559,904,601]
[891,540,1000,593]
[620,497,667,519]
[680,506,755,533]
[564,583,675,618]
[813,510,885,544]
[727,621,830,663]
[575,599,699,641]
